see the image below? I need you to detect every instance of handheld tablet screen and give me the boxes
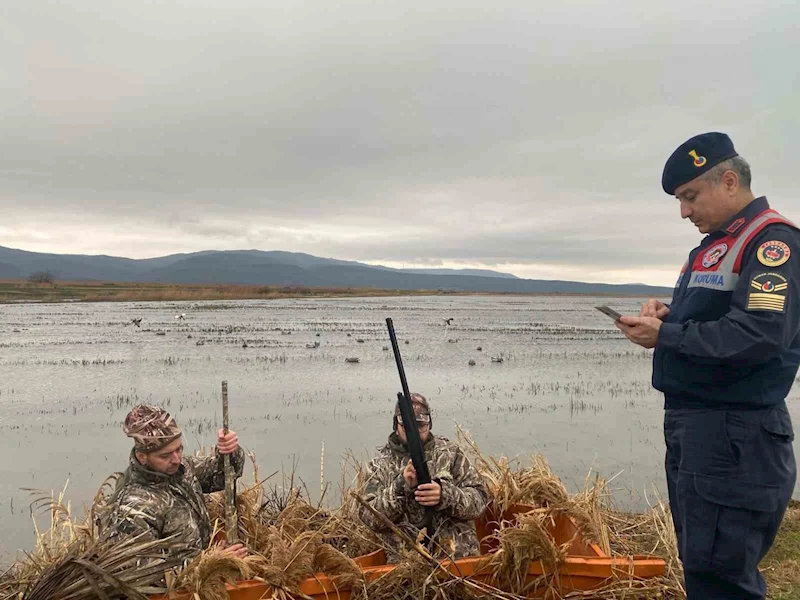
[595,305,622,321]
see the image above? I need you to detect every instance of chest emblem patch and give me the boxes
[747,272,788,313]
[702,243,728,268]
[757,240,791,267]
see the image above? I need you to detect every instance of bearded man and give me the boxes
[103,404,247,562]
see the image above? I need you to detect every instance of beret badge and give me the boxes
[688,149,707,168]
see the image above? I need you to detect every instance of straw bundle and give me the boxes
[455,427,685,599]
[476,509,568,596]
[203,485,367,597]
[313,543,364,588]
[19,534,185,600]
[457,428,568,512]
[174,545,251,600]
[457,427,613,551]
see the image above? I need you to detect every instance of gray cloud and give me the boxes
[1,1,799,285]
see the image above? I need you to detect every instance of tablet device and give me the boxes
[595,305,622,321]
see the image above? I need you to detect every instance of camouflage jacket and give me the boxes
[102,448,245,564]
[359,433,488,562]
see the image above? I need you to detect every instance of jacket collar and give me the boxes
[715,196,770,237]
[127,449,186,486]
[387,431,435,454]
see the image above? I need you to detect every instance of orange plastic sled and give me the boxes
[150,503,666,599]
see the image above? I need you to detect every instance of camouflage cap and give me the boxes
[394,392,431,423]
[123,404,182,452]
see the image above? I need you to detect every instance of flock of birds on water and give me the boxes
[126,314,504,365]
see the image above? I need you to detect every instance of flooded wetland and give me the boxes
[2,294,799,562]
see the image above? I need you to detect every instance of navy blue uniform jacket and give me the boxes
[654,197,800,409]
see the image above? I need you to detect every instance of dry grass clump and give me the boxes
[351,550,437,600]
[19,535,185,600]
[313,543,365,588]
[477,509,569,596]
[197,460,372,597]
[0,480,184,600]
[562,577,684,599]
[457,427,611,550]
[174,545,251,600]
[351,547,517,600]
[3,443,693,600]
[457,427,686,599]
[206,454,381,561]
[255,529,320,589]
[459,437,570,516]
[566,473,613,556]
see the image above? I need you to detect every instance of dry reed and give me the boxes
[477,510,568,596]
[175,545,250,600]
[2,441,686,600]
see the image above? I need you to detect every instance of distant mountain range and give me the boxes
[0,246,672,296]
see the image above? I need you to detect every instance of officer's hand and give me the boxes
[217,429,239,455]
[640,299,670,319]
[616,316,661,349]
[220,542,248,558]
[415,481,441,507]
[403,459,418,489]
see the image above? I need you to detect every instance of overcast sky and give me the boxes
[1,1,798,286]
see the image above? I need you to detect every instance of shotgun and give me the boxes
[385,317,435,541]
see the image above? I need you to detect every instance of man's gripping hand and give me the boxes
[217,429,239,454]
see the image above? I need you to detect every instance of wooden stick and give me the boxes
[222,380,238,544]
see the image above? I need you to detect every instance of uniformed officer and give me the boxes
[616,132,799,599]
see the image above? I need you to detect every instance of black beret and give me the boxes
[662,132,738,195]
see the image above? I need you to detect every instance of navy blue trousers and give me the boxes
[665,404,796,599]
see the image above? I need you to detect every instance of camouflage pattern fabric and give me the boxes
[359,433,488,563]
[394,393,431,422]
[102,447,245,565]
[123,404,182,452]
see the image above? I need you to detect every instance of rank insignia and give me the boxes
[725,217,746,235]
[747,272,788,313]
[757,240,791,267]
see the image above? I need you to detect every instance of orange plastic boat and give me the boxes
[151,504,665,600]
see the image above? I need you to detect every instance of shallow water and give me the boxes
[1,294,798,562]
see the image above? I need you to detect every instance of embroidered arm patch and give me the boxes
[746,272,788,313]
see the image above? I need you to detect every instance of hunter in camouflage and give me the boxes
[102,404,247,564]
[359,393,489,562]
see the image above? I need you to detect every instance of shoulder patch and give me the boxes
[746,272,788,313]
[757,240,791,267]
